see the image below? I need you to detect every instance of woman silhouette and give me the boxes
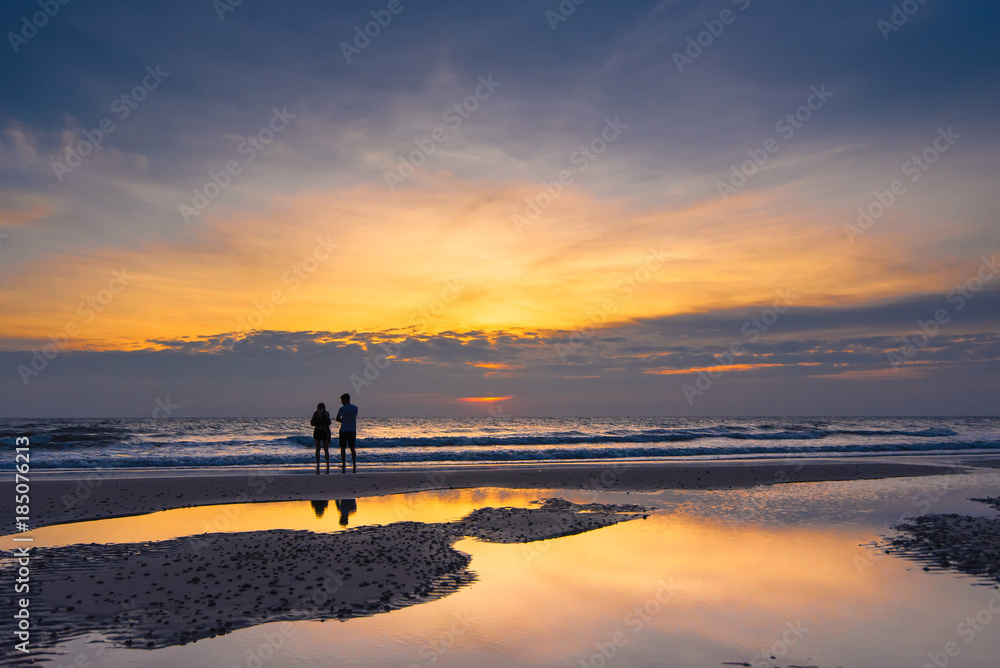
[310,402,332,474]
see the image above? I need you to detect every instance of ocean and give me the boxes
[2,416,998,471]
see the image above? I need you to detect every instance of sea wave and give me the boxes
[276,427,959,449]
[4,425,963,451]
[23,439,1000,469]
[1,416,988,470]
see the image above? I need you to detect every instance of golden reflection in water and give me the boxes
[388,516,952,665]
[13,487,541,549]
[431,517,882,661]
[8,486,999,667]
[288,514,957,667]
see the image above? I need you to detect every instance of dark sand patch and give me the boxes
[886,497,1000,583]
[462,498,651,543]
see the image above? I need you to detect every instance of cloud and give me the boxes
[4,175,994,349]
[2,1,1000,416]
[3,282,999,416]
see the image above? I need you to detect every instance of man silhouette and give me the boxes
[335,498,358,526]
[335,393,359,473]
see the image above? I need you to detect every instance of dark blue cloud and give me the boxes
[637,285,1000,341]
[3,286,999,416]
[5,0,996,178]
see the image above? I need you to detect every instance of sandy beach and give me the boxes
[2,458,974,529]
[5,457,1000,665]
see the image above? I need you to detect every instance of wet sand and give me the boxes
[887,496,1000,583]
[2,458,969,529]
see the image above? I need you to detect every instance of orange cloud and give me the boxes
[0,176,980,349]
[646,363,785,375]
[459,396,513,403]
[807,367,930,380]
[646,362,822,375]
[0,204,54,226]
[468,362,522,370]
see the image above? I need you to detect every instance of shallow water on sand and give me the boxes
[12,471,1000,668]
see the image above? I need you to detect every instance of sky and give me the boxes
[1,0,999,417]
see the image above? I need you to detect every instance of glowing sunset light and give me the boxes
[0,1,996,416]
[4,6,1000,668]
[468,363,522,370]
[645,364,786,375]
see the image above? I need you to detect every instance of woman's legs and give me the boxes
[315,437,330,473]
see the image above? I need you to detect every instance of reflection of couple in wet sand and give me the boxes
[310,499,357,526]
[310,393,359,474]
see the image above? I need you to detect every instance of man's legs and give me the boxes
[339,432,357,473]
[347,432,357,472]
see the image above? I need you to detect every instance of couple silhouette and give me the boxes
[310,499,357,526]
[311,393,359,474]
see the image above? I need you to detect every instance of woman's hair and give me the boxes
[317,402,326,410]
